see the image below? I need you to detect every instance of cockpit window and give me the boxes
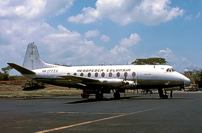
[166,68,175,72]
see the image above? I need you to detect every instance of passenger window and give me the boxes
[101,72,105,77]
[80,73,83,76]
[116,72,120,77]
[109,72,112,77]
[88,73,91,77]
[124,72,128,77]
[132,72,136,77]
[95,72,98,77]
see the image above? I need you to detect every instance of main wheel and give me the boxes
[113,93,120,99]
[163,95,168,99]
[81,92,89,98]
[96,92,103,100]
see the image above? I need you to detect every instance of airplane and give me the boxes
[8,42,190,100]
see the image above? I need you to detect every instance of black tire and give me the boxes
[81,93,85,98]
[163,95,168,99]
[96,92,103,100]
[81,92,89,98]
[114,93,120,99]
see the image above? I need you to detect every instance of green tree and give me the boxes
[0,72,8,80]
[131,57,168,65]
[194,70,202,88]
[21,79,45,90]
[1,65,13,74]
[0,65,13,80]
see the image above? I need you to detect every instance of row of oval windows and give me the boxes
[70,72,136,78]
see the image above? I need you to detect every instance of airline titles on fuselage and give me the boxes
[77,69,131,73]
[41,68,131,73]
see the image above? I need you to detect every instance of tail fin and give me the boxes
[23,42,57,70]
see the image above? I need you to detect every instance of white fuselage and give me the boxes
[24,65,190,89]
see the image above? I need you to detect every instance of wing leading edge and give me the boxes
[59,75,99,82]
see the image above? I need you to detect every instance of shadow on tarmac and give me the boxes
[66,97,133,104]
[16,95,187,104]
[66,96,188,104]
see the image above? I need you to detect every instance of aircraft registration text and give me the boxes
[42,69,58,73]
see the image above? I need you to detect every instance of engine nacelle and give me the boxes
[122,80,137,88]
[87,79,137,88]
[98,79,125,87]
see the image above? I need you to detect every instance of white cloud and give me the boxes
[153,48,191,71]
[108,33,140,63]
[110,45,128,55]
[185,12,201,20]
[120,33,141,47]
[158,47,172,56]
[184,15,192,20]
[84,29,100,38]
[100,35,110,42]
[0,0,75,74]
[1,0,189,75]
[45,25,81,41]
[196,12,201,18]
[68,0,184,25]
[0,0,75,20]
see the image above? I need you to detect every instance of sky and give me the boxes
[0,0,202,75]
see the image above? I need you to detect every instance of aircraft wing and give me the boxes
[59,75,99,82]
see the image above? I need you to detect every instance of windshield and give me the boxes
[166,68,175,72]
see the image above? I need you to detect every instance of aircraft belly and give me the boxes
[137,76,184,88]
[35,78,80,88]
[34,74,184,89]
[85,82,123,87]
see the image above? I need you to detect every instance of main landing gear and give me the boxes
[81,92,89,98]
[81,92,104,100]
[158,88,168,99]
[81,89,121,100]
[113,90,120,99]
[81,89,104,100]
[96,92,103,100]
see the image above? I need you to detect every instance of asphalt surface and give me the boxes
[1,91,202,133]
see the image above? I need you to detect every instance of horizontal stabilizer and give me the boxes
[8,63,36,75]
[59,75,99,82]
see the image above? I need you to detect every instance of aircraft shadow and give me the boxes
[66,96,188,104]
[66,96,141,104]
[130,97,188,100]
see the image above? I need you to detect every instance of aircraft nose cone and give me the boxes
[184,77,190,86]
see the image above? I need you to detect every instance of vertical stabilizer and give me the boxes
[23,42,57,70]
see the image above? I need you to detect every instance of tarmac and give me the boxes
[1,91,202,133]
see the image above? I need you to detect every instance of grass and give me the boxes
[0,85,82,98]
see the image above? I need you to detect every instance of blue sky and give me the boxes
[0,0,202,75]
